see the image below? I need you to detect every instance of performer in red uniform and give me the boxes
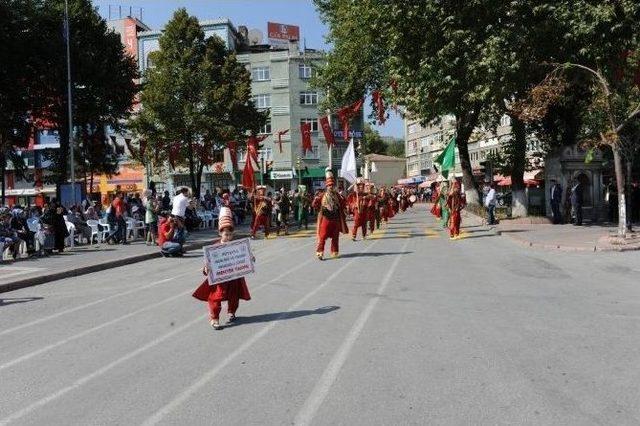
[250,185,271,239]
[430,183,442,218]
[192,207,252,330]
[366,183,379,233]
[446,181,466,239]
[347,177,369,241]
[378,187,390,224]
[312,169,348,260]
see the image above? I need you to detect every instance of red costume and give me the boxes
[347,178,369,240]
[446,182,466,238]
[378,188,390,224]
[366,184,379,232]
[313,170,348,260]
[250,186,271,238]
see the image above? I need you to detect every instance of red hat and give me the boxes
[218,207,234,231]
[325,169,335,187]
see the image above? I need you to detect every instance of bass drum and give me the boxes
[409,195,417,203]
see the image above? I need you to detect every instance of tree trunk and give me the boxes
[627,160,633,231]
[196,162,205,203]
[613,145,627,238]
[56,123,70,201]
[455,108,481,205]
[187,140,199,199]
[510,116,528,217]
[0,149,6,206]
[90,171,94,196]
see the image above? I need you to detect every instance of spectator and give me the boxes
[105,192,128,244]
[171,187,190,220]
[570,178,584,226]
[157,215,183,256]
[144,194,159,246]
[1,210,22,259]
[161,190,171,211]
[67,206,92,244]
[41,202,68,253]
[484,182,497,225]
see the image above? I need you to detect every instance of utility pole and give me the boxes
[64,0,76,206]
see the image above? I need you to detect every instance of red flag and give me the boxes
[372,90,386,125]
[227,141,238,170]
[390,79,399,113]
[337,98,364,141]
[300,122,312,154]
[242,151,255,190]
[169,143,180,169]
[319,115,335,148]
[276,129,289,153]
[247,136,259,164]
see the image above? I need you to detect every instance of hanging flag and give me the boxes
[584,148,595,164]
[276,129,289,153]
[390,79,399,113]
[372,90,386,125]
[242,152,255,190]
[301,122,313,154]
[339,138,357,184]
[337,98,364,141]
[123,138,138,159]
[319,115,335,148]
[434,137,456,179]
[247,136,260,164]
[227,141,238,170]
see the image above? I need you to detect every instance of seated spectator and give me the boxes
[1,210,22,259]
[10,209,34,253]
[157,215,183,256]
[184,201,202,232]
[67,206,92,244]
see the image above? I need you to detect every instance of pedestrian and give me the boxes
[312,170,348,260]
[570,178,584,226]
[192,207,252,330]
[484,182,497,225]
[549,179,563,224]
[41,201,68,252]
[447,181,466,239]
[277,189,291,236]
[144,194,159,246]
[161,190,171,212]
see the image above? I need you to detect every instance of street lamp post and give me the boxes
[64,0,76,206]
[296,156,302,185]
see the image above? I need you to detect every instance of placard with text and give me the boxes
[203,238,255,285]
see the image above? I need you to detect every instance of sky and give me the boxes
[93,0,404,139]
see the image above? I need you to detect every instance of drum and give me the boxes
[409,195,417,203]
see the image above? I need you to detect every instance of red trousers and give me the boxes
[251,214,270,237]
[193,278,251,321]
[209,297,239,320]
[449,210,461,237]
[380,207,389,223]
[316,217,340,254]
[351,212,367,238]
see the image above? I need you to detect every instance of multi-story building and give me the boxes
[404,115,456,179]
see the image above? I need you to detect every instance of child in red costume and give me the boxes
[192,207,252,330]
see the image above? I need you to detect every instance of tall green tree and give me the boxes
[130,8,266,198]
[362,124,387,155]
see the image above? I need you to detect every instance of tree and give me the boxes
[385,139,405,158]
[362,124,387,155]
[130,9,266,199]
[35,0,138,197]
[314,0,510,205]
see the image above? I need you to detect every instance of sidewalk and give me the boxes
[462,210,640,252]
[0,225,250,293]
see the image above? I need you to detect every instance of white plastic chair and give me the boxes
[86,220,101,244]
[99,218,112,240]
[65,221,75,248]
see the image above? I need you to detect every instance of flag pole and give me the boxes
[326,108,332,170]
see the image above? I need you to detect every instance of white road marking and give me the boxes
[140,240,383,426]
[0,253,319,425]
[293,240,410,426]
[0,267,44,279]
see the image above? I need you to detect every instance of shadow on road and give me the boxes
[228,305,340,326]
[338,251,412,258]
[0,296,44,307]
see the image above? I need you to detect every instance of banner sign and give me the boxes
[267,22,300,42]
[204,238,255,284]
[333,130,363,139]
[270,170,293,180]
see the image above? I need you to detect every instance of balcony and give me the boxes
[271,105,290,116]
[270,51,289,62]
[236,54,250,63]
[271,78,289,89]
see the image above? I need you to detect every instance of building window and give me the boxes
[146,55,154,69]
[300,91,318,105]
[407,123,418,134]
[303,145,319,159]
[299,64,313,79]
[500,115,511,127]
[259,119,272,135]
[251,66,270,81]
[300,118,319,132]
[254,94,271,109]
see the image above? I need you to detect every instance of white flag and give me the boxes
[339,138,357,184]
[370,161,378,173]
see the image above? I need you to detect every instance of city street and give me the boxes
[1,209,640,425]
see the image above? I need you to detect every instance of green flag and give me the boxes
[434,137,456,178]
[584,148,594,164]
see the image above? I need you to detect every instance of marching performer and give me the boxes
[430,182,442,218]
[378,186,390,226]
[250,185,271,239]
[437,180,450,228]
[192,207,252,330]
[366,183,379,233]
[446,180,466,238]
[312,169,348,260]
[347,177,369,241]
[294,185,311,230]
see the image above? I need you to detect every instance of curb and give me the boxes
[0,233,247,294]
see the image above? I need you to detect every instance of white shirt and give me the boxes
[485,188,496,207]
[171,193,189,218]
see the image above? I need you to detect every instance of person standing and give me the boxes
[41,201,68,252]
[570,178,584,226]
[347,178,369,241]
[161,190,171,212]
[313,170,348,260]
[485,182,497,225]
[446,181,466,239]
[366,183,379,233]
[144,194,159,246]
[437,181,450,229]
[294,185,311,230]
[277,189,291,236]
[549,179,563,224]
[250,185,272,239]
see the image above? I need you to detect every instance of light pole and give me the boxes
[64,0,76,206]
[296,156,302,185]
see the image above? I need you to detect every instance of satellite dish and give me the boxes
[248,29,263,45]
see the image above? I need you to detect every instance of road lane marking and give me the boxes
[140,240,383,426]
[294,240,410,426]
[0,252,321,425]
[0,239,314,338]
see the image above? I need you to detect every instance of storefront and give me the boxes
[89,165,145,205]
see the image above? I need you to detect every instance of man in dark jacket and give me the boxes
[570,179,584,226]
[550,180,563,224]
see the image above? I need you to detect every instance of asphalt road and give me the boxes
[1,208,639,425]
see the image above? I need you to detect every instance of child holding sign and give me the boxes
[192,207,252,330]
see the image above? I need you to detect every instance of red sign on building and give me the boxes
[124,18,139,59]
[267,22,300,42]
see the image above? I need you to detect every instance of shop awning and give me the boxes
[495,169,544,187]
[301,168,326,179]
[3,186,56,196]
